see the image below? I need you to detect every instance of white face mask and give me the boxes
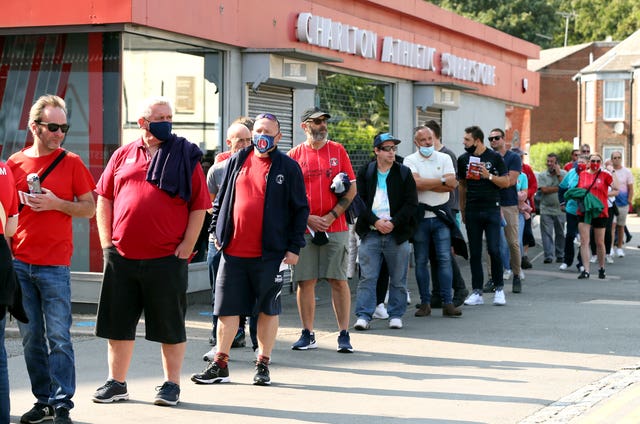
[419,146,434,157]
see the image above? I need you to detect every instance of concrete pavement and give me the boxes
[5,216,640,423]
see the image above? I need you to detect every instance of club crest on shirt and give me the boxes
[276,174,284,184]
[330,157,338,167]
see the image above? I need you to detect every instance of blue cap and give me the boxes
[374,133,401,148]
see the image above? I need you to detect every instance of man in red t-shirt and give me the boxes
[7,94,96,424]
[288,107,357,353]
[93,96,209,407]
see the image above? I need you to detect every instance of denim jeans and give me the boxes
[14,260,75,410]
[563,213,579,266]
[465,208,503,291]
[413,217,453,305]
[540,214,566,261]
[207,241,221,335]
[0,316,8,424]
[499,229,510,272]
[355,232,410,320]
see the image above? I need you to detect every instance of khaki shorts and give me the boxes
[615,205,629,227]
[293,231,349,282]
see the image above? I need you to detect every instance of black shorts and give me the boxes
[96,247,188,344]
[214,253,283,317]
[578,215,608,229]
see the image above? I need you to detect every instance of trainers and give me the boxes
[452,289,469,307]
[253,361,271,386]
[502,269,512,281]
[598,268,606,279]
[521,256,532,269]
[543,258,552,264]
[208,336,217,346]
[53,407,72,424]
[202,346,216,362]
[589,255,597,263]
[337,330,353,353]
[231,330,246,348]
[291,329,317,350]
[414,304,431,317]
[406,290,411,305]
[559,263,568,270]
[21,403,54,423]
[191,361,231,384]
[606,255,614,264]
[92,379,129,403]
[493,289,506,306]
[372,303,389,319]
[512,275,522,293]
[154,381,180,406]
[519,271,525,280]
[389,318,403,329]
[354,318,370,331]
[616,248,625,258]
[464,291,484,306]
[482,279,496,293]
[578,270,590,279]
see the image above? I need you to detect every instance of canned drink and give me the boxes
[27,173,42,194]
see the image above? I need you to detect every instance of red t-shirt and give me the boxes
[287,141,355,233]
[578,170,613,218]
[0,162,19,228]
[96,138,210,260]
[225,152,271,257]
[7,148,96,266]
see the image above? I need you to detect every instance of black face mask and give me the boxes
[464,144,477,155]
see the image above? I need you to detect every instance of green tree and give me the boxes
[568,0,640,45]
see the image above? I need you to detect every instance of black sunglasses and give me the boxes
[255,113,280,129]
[306,117,327,125]
[590,159,601,163]
[378,145,398,152]
[488,136,502,142]
[36,121,70,133]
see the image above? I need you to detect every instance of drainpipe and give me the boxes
[629,74,634,168]
[576,77,582,146]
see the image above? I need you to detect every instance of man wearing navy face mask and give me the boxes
[191,112,308,386]
[93,96,210,406]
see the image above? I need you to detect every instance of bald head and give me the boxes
[226,123,252,153]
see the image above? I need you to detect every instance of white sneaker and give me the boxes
[493,289,506,306]
[464,292,484,306]
[354,318,370,331]
[616,248,625,258]
[606,255,614,264]
[202,346,217,362]
[389,318,403,329]
[406,290,411,305]
[519,271,525,280]
[590,255,597,263]
[559,263,568,270]
[384,290,389,304]
[503,269,512,281]
[372,303,389,319]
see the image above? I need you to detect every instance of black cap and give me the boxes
[301,107,330,122]
[373,133,401,148]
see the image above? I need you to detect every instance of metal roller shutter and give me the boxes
[248,84,294,151]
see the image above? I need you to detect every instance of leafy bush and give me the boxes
[528,140,573,172]
[632,168,640,214]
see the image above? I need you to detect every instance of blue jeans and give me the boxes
[355,232,410,320]
[207,241,222,336]
[14,260,75,410]
[499,229,510,272]
[465,208,503,291]
[0,316,8,424]
[413,217,453,305]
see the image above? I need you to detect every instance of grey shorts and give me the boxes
[293,231,349,282]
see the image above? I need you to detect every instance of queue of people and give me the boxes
[2,94,634,424]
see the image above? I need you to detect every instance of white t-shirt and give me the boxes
[404,150,455,217]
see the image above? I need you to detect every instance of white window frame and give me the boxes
[603,80,624,121]
[585,80,594,122]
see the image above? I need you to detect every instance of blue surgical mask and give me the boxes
[253,134,276,154]
[148,121,172,141]
[419,146,434,157]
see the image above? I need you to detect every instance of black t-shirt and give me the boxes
[458,148,507,209]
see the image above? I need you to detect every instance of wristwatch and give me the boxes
[440,177,446,186]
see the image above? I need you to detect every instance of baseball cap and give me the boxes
[511,148,527,156]
[373,133,401,148]
[301,107,330,122]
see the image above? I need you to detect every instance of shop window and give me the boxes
[603,80,624,121]
[316,70,391,171]
[585,81,594,123]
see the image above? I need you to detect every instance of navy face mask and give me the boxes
[253,134,276,153]
[148,121,172,141]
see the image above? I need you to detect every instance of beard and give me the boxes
[309,127,328,142]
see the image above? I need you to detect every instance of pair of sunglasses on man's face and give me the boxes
[36,120,70,133]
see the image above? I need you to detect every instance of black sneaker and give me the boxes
[20,403,54,423]
[598,268,606,279]
[231,330,246,348]
[208,336,217,346]
[521,256,532,269]
[482,279,496,293]
[578,270,590,279]
[452,288,469,307]
[92,379,129,403]
[512,275,522,293]
[154,381,180,406]
[53,407,72,424]
[191,361,231,384]
[253,361,271,386]
[337,330,353,353]
[291,329,317,350]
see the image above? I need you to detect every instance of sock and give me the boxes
[257,354,270,365]
[214,352,229,369]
